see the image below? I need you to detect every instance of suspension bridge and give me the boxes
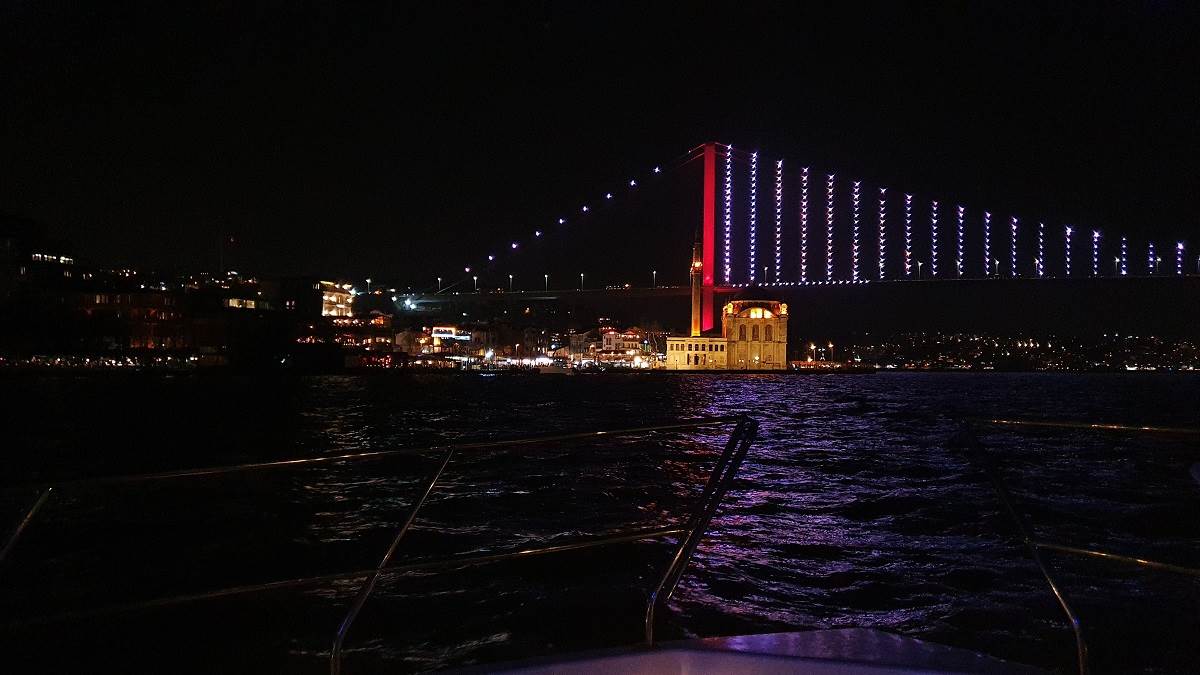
[407,142,1198,337]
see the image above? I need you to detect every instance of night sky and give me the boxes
[2,2,1197,284]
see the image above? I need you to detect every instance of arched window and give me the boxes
[752,326,759,341]
[765,325,773,342]
[738,325,746,341]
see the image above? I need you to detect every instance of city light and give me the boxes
[1009,216,1017,277]
[775,159,784,282]
[1177,242,1185,276]
[1065,226,1073,276]
[653,166,661,173]
[826,174,835,281]
[1091,230,1100,276]
[723,145,733,284]
[800,167,809,283]
[534,230,542,237]
[904,194,913,277]
[558,218,565,225]
[1037,222,1045,277]
[464,266,471,273]
[983,212,992,276]
[930,200,939,277]
[1148,241,1156,274]
[605,192,612,199]
[581,205,589,212]
[955,205,964,277]
[749,151,758,283]
[852,180,861,282]
[511,242,518,249]
[879,188,887,280]
[1120,236,1128,275]
[629,179,637,187]
[488,254,495,261]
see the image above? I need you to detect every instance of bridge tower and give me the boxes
[690,240,703,337]
[700,142,717,332]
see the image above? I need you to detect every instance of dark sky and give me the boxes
[2,2,1197,284]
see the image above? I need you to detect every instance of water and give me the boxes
[2,372,1198,673]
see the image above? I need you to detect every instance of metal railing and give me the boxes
[963,417,1200,675]
[1,415,757,675]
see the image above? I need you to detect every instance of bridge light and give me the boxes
[749,151,758,283]
[1037,222,1045,277]
[983,212,992,276]
[904,194,913,277]
[1177,242,1185,275]
[800,167,809,283]
[1091,230,1100,276]
[1120,236,1128,275]
[1010,216,1018,277]
[775,159,784,283]
[879,188,887,280]
[930,200,939,276]
[1065,226,1073,276]
[1148,241,1156,274]
[723,145,733,284]
[955,205,965,277]
[851,181,861,282]
[826,174,835,281]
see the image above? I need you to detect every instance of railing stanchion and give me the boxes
[0,488,53,569]
[331,447,455,675]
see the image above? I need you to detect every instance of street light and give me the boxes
[580,273,584,290]
[473,275,478,291]
[366,278,372,294]
[762,265,768,284]
[916,261,923,279]
[1113,257,1119,276]
[652,270,657,288]
[508,274,513,292]
[544,273,549,291]
[828,341,835,362]
[993,258,1000,276]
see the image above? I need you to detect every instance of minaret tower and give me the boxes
[690,240,703,337]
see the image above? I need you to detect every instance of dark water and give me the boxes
[2,373,1199,673]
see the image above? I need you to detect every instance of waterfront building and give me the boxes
[664,242,788,370]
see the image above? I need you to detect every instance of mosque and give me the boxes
[664,243,788,370]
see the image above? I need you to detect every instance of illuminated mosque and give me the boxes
[664,243,788,370]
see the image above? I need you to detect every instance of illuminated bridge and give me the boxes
[405,143,1199,337]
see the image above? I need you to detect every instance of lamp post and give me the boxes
[366,278,372,294]
[579,273,584,290]
[1113,258,1119,276]
[993,258,1000,277]
[544,273,549,291]
[828,341,835,363]
[916,261,923,279]
[652,270,657,288]
[762,265,768,284]
[508,274,513,292]
[437,277,442,291]
[473,275,478,292]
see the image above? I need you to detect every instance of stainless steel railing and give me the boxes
[0,415,757,675]
[963,417,1200,675]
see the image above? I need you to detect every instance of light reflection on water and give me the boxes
[2,372,1199,674]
